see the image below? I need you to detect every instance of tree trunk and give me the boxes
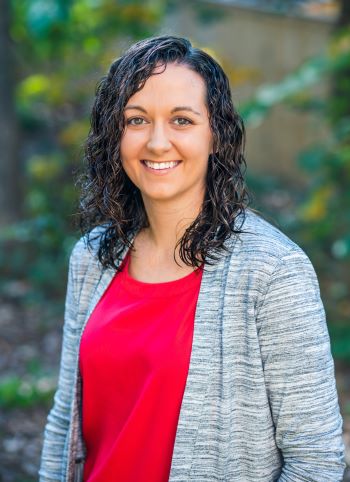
[335,0,350,28]
[0,0,22,226]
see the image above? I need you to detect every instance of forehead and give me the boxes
[127,63,207,108]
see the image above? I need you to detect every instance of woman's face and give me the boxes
[120,62,213,208]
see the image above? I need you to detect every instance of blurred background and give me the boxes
[0,0,349,480]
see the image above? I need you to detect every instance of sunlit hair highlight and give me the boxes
[78,35,250,270]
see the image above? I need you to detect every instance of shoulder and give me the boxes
[70,223,107,260]
[225,209,323,316]
[239,209,303,254]
[234,208,312,262]
[225,208,318,284]
[67,224,112,284]
[71,224,108,258]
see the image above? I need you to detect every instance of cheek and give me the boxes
[120,130,145,160]
[177,129,212,155]
[120,133,130,160]
[175,136,206,158]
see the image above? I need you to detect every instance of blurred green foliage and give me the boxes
[0,374,55,409]
[242,27,350,359]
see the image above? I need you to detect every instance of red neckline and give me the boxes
[118,249,204,298]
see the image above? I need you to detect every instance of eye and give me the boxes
[173,117,192,126]
[126,117,146,126]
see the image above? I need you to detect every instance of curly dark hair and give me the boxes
[78,35,250,271]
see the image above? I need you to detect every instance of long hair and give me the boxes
[78,35,249,271]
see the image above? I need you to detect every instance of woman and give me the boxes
[39,35,345,481]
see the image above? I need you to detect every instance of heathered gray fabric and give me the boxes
[39,209,346,481]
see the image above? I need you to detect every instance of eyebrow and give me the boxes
[124,105,202,116]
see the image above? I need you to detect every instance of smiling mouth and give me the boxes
[141,160,181,170]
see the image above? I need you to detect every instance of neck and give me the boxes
[140,194,204,258]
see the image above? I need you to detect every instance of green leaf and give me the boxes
[297,146,326,171]
[26,0,71,36]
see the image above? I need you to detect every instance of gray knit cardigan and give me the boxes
[39,209,346,481]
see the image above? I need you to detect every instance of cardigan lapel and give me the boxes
[85,238,134,325]
[168,252,230,481]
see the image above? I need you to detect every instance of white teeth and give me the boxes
[143,160,179,170]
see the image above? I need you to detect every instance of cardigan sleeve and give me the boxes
[256,248,346,481]
[39,246,79,481]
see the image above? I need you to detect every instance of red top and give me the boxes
[79,250,203,482]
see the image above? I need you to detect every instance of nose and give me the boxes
[146,122,172,154]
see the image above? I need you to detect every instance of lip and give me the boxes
[141,160,182,175]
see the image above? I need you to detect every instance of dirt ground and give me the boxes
[0,296,349,481]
